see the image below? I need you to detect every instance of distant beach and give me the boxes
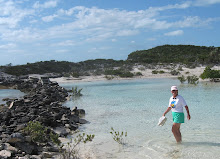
[50,66,220,83]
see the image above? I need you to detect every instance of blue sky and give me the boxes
[0,0,220,65]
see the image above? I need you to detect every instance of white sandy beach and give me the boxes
[50,66,220,83]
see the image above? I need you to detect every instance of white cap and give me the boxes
[171,86,178,91]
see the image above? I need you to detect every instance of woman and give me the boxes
[163,86,191,143]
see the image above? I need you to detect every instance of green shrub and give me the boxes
[110,127,127,145]
[24,121,61,145]
[60,133,95,159]
[152,70,158,74]
[178,66,183,71]
[135,72,143,76]
[105,75,114,80]
[178,75,186,83]
[119,71,134,78]
[50,132,61,146]
[159,70,165,74]
[170,70,180,75]
[104,69,134,78]
[138,67,145,71]
[200,66,220,79]
[70,86,83,97]
[187,75,199,84]
[63,73,70,77]
[71,72,80,78]
[152,70,165,74]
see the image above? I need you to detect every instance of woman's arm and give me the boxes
[185,105,191,120]
[163,107,171,116]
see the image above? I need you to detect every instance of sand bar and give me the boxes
[50,66,220,83]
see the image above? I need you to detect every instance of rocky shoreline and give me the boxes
[0,77,87,159]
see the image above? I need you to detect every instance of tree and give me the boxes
[200,66,220,80]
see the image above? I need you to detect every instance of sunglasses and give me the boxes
[171,90,178,91]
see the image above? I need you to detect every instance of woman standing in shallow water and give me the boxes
[163,86,191,143]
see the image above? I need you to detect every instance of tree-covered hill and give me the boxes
[1,45,220,76]
[127,45,220,65]
[0,59,125,76]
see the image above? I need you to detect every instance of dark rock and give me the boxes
[0,77,88,158]
[20,116,31,123]
[68,123,78,130]
[54,127,69,137]
[15,124,26,132]
[8,133,25,143]
[0,126,3,132]
[3,143,18,154]
[15,142,39,155]
[79,119,88,124]
[69,114,80,123]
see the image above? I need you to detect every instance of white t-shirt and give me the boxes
[168,95,187,112]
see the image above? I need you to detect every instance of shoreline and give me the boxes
[50,66,217,84]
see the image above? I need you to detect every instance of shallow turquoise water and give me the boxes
[1,79,219,158]
[0,89,25,105]
[61,78,220,159]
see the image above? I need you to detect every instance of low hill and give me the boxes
[1,45,220,76]
[0,59,124,76]
[127,45,220,65]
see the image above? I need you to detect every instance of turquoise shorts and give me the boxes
[172,112,184,123]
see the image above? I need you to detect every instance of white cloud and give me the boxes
[58,7,82,16]
[42,14,58,22]
[111,39,117,42]
[0,43,16,49]
[57,40,76,46]
[29,19,38,24]
[1,1,218,45]
[1,28,43,41]
[174,16,214,28]
[55,49,68,53]
[147,38,156,41]
[194,0,220,6]
[86,32,113,42]
[148,2,191,12]
[88,47,98,53]
[0,0,34,28]
[33,0,58,9]
[164,30,184,36]
[116,30,139,36]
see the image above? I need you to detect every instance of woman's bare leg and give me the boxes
[172,123,182,143]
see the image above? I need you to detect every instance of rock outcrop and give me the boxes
[0,77,87,158]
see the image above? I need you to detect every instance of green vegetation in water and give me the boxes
[178,75,187,83]
[187,75,199,84]
[177,75,199,84]
[69,86,83,97]
[60,133,95,159]
[110,127,128,145]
